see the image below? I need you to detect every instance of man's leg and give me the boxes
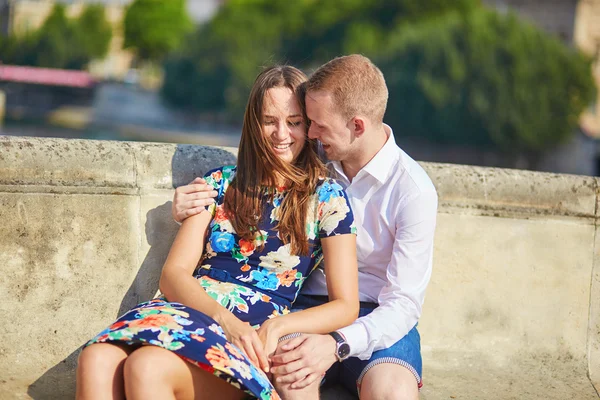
[338,325,422,400]
[276,295,340,399]
[359,363,418,400]
[274,380,321,400]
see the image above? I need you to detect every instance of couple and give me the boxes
[76,54,437,400]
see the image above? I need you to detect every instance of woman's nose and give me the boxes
[273,121,289,140]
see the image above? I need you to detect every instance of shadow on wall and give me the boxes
[26,145,237,399]
[118,145,237,314]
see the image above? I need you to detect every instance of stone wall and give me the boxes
[1,136,599,399]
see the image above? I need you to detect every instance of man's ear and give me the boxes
[351,117,366,138]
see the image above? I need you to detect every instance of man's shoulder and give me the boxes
[390,147,437,198]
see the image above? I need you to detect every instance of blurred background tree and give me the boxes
[160,0,596,165]
[0,4,112,70]
[0,0,596,173]
[378,9,596,166]
[123,0,193,63]
[73,5,113,63]
[161,0,481,121]
[34,4,73,69]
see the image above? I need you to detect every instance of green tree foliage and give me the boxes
[74,5,113,60]
[162,0,479,120]
[34,4,73,69]
[0,4,113,70]
[378,9,597,153]
[123,0,192,62]
[160,1,596,155]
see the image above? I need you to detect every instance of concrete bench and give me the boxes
[1,136,598,399]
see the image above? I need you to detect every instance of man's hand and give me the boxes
[269,333,338,389]
[172,177,219,223]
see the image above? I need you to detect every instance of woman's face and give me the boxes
[261,86,306,163]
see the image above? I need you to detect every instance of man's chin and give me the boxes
[323,149,340,161]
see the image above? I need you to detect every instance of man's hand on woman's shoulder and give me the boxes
[172,177,219,223]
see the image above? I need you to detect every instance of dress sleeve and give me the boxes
[202,165,235,216]
[317,179,356,238]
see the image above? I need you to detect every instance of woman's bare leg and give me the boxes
[123,345,247,400]
[76,343,133,400]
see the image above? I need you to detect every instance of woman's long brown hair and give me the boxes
[223,66,326,255]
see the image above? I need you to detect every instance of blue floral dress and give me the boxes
[86,166,355,399]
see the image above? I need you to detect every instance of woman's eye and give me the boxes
[264,120,275,125]
[289,121,302,127]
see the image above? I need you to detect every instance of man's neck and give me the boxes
[341,124,389,182]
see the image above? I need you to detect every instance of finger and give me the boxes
[232,340,250,359]
[178,206,208,221]
[275,367,312,385]
[251,335,270,373]
[176,183,211,194]
[178,199,214,213]
[190,191,219,200]
[240,338,261,369]
[270,340,306,365]
[269,350,303,366]
[189,198,216,208]
[270,359,306,376]
[278,335,306,352]
[291,371,322,389]
[190,177,206,184]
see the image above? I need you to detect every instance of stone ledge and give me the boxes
[1,136,597,219]
[1,136,599,400]
[424,163,598,219]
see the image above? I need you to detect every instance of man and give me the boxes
[172,54,437,400]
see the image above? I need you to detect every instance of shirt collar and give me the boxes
[361,124,399,183]
[328,124,399,184]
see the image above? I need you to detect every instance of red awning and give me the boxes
[0,65,96,88]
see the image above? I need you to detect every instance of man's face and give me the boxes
[305,90,353,162]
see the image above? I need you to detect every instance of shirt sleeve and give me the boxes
[338,187,438,360]
[317,179,356,238]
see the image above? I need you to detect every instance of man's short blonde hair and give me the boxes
[306,54,388,124]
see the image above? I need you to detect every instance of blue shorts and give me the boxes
[293,295,423,396]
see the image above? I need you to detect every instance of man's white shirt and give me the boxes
[301,125,438,360]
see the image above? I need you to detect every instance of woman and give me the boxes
[76,66,359,400]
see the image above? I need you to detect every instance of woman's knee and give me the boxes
[123,346,169,383]
[77,343,128,374]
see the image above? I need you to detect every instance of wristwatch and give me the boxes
[328,331,351,362]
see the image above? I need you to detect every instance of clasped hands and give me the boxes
[220,314,337,389]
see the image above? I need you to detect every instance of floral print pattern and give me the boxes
[86,166,354,399]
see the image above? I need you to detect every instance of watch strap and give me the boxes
[328,331,345,344]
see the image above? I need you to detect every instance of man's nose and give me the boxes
[308,124,318,140]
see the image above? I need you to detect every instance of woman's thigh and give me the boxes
[124,345,246,400]
[76,343,134,400]
[77,342,133,374]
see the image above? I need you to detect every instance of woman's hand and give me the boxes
[256,318,284,361]
[218,314,270,373]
